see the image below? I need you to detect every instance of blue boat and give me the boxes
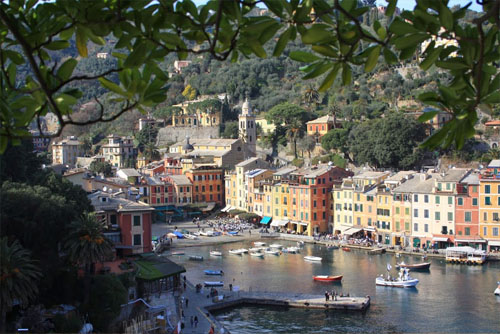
[204,270,224,276]
[173,231,184,239]
[227,231,238,235]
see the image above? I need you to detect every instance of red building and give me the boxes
[455,173,484,248]
[90,191,154,256]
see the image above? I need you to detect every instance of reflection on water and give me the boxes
[168,240,500,333]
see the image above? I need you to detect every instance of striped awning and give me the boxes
[220,205,232,212]
[271,219,289,227]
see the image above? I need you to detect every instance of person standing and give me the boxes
[325,291,329,301]
[194,316,198,328]
[185,298,189,308]
[190,316,194,328]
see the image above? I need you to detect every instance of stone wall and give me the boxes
[157,126,220,147]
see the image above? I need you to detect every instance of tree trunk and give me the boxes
[293,139,298,159]
[0,305,7,333]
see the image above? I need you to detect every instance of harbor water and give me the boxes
[169,240,500,333]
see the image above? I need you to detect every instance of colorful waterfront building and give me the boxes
[246,169,274,216]
[185,164,224,205]
[479,160,500,251]
[333,178,354,235]
[165,174,192,205]
[455,173,484,249]
[375,184,393,244]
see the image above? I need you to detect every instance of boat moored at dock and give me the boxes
[445,246,486,265]
[495,281,500,295]
[396,262,431,271]
[204,270,224,276]
[250,252,264,258]
[254,242,266,247]
[189,255,204,261]
[270,244,283,249]
[265,248,280,255]
[304,256,322,262]
[210,251,222,257]
[204,281,224,287]
[313,275,343,282]
[376,267,418,288]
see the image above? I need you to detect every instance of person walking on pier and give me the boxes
[185,298,189,308]
[325,291,329,301]
[194,316,198,328]
[190,316,194,328]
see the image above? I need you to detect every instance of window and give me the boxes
[323,212,326,219]
[448,212,453,221]
[485,185,491,194]
[446,183,451,190]
[436,196,440,204]
[484,212,487,221]
[275,209,278,216]
[448,196,453,205]
[457,197,463,206]
[414,223,418,232]
[414,209,418,217]
[442,226,448,234]
[472,185,478,193]
[424,195,429,203]
[498,197,500,206]
[133,215,141,226]
[493,227,499,236]
[405,208,410,215]
[133,234,142,246]
[202,186,205,192]
[357,217,360,225]
[465,212,471,222]
[424,224,428,232]
[423,209,428,218]
[314,213,317,220]
[313,200,317,208]
[396,207,400,214]
[485,197,491,205]
[472,198,478,206]
[483,227,487,236]
[405,222,410,231]
[465,227,470,236]
[368,218,372,226]
[414,194,418,202]
[435,212,441,220]
[306,213,309,220]
[395,221,400,231]
[494,212,499,221]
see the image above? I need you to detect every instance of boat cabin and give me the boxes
[445,246,486,265]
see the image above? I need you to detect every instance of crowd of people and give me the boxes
[206,217,255,233]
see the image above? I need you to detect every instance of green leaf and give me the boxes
[420,46,443,70]
[394,33,430,50]
[247,39,267,58]
[45,40,70,50]
[389,19,420,35]
[4,50,24,65]
[76,27,88,57]
[289,51,320,62]
[7,63,16,87]
[124,43,149,68]
[483,91,500,104]
[364,45,381,72]
[301,24,333,44]
[57,59,77,81]
[302,62,334,80]
[59,26,75,40]
[439,3,454,30]
[383,48,398,64]
[386,0,397,17]
[318,64,340,92]
[312,45,338,58]
[417,109,439,122]
[435,60,469,70]
[399,44,418,60]
[341,64,351,86]
[98,78,126,95]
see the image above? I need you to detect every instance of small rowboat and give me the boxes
[376,276,419,288]
[265,249,280,255]
[283,247,299,254]
[250,252,264,258]
[494,281,500,295]
[204,270,224,276]
[269,244,283,249]
[396,262,431,271]
[189,255,204,261]
[229,249,246,255]
[254,242,266,247]
[304,256,322,262]
[313,275,343,282]
[204,281,224,287]
[342,247,351,252]
[249,247,263,252]
[210,251,222,257]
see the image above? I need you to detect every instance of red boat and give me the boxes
[342,247,351,252]
[313,275,343,282]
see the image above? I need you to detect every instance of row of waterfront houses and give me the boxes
[224,160,500,252]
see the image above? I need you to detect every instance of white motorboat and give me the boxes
[240,248,249,253]
[229,249,245,255]
[270,244,283,249]
[304,256,322,262]
[495,281,500,295]
[254,242,266,247]
[265,248,280,255]
[297,241,305,247]
[376,268,419,288]
[250,252,264,258]
[210,251,222,257]
[249,247,263,252]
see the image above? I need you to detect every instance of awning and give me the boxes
[271,219,289,227]
[336,225,353,233]
[363,227,376,232]
[344,227,362,236]
[432,237,450,242]
[291,221,308,226]
[413,238,421,247]
[455,239,486,243]
[260,216,272,225]
[220,205,232,212]
[202,203,216,212]
[488,240,500,247]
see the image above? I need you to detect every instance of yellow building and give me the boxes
[479,160,500,251]
[271,182,291,223]
[255,117,276,137]
[51,136,83,166]
[376,185,393,245]
[172,98,222,127]
[100,134,136,168]
[333,179,354,234]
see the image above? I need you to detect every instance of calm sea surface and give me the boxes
[168,240,500,333]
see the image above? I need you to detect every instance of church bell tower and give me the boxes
[239,98,256,157]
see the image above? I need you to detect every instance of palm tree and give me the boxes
[143,142,160,161]
[65,213,113,275]
[303,85,320,112]
[0,237,41,332]
[286,119,305,159]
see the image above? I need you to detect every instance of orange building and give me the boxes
[185,165,224,205]
[306,115,340,143]
[455,173,483,248]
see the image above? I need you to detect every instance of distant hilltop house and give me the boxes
[407,108,453,135]
[100,134,137,168]
[171,97,222,127]
[174,60,192,74]
[377,5,401,15]
[484,120,500,149]
[96,52,108,59]
[420,29,459,59]
[306,115,342,144]
[51,136,83,166]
